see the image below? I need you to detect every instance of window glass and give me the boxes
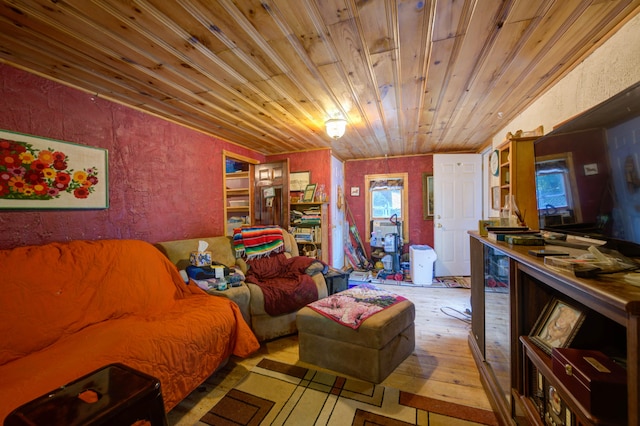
[536,160,572,212]
[536,172,569,210]
[371,187,402,219]
[364,173,408,242]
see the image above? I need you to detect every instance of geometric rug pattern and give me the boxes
[199,358,498,425]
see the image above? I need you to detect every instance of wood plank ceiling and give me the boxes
[0,0,638,160]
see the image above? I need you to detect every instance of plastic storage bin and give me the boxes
[410,245,437,285]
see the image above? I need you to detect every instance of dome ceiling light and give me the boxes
[325,118,347,139]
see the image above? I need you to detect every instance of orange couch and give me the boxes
[0,239,260,422]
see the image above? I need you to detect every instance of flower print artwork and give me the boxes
[0,130,108,209]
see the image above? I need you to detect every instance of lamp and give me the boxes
[325,118,347,139]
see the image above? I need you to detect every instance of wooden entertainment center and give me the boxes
[469,232,640,425]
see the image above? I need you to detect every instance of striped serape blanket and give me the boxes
[233,226,285,259]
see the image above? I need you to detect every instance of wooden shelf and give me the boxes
[290,202,328,262]
[469,232,635,425]
[223,152,255,236]
[495,130,540,230]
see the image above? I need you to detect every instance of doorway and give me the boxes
[254,160,289,229]
[433,154,482,276]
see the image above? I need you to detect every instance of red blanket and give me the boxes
[245,253,320,315]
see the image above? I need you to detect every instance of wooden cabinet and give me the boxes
[290,202,328,263]
[496,128,542,230]
[223,152,256,236]
[469,232,639,425]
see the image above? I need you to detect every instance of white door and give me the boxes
[331,155,346,268]
[433,154,482,276]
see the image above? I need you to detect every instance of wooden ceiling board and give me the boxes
[431,0,468,42]
[428,0,508,149]
[419,37,454,152]
[396,0,431,153]
[444,19,534,146]
[0,0,638,160]
[370,49,401,150]
[0,21,190,110]
[467,0,632,144]
[505,0,552,24]
[445,1,602,145]
[315,62,364,124]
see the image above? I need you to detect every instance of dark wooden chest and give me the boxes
[551,348,626,420]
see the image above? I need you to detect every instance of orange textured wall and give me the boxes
[0,63,264,249]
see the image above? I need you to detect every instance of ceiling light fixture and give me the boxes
[325,118,347,139]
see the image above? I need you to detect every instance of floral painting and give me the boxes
[0,130,108,209]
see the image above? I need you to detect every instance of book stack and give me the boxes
[486,226,544,246]
[291,207,321,225]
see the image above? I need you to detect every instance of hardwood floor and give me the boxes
[167,285,494,425]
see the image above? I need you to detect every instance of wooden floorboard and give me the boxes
[167,285,494,425]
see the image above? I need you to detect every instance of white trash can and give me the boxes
[410,245,437,285]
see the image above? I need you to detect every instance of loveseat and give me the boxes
[155,229,328,341]
[0,239,260,423]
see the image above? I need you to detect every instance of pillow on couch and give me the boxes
[305,260,328,276]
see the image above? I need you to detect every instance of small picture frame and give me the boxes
[350,186,360,196]
[302,183,317,202]
[263,187,275,198]
[422,173,434,220]
[530,298,586,355]
[290,171,310,191]
[491,186,501,210]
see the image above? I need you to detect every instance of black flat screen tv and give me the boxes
[533,81,640,257]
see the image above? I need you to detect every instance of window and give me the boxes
[535,154,582,225]
[536,158,575,214]
[536,166,570,211]
[365,173,409,242]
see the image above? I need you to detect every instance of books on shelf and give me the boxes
[291,208,321,225]
[292,226,321,243]
[504,234,544,246]
[486,226,541,243]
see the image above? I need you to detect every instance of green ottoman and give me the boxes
[296,294,415,383]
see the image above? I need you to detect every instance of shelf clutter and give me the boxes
[289,202,328,262]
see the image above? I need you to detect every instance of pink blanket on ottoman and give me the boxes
[307,284,407,329]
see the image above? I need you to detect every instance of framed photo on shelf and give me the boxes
[290,171,310,191]
[302,183,317,202]
[529,298,586,355]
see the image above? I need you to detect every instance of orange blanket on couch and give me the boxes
[0,239,259,422]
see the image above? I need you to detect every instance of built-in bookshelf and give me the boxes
[223,151,257,236]
[290,202,328,262]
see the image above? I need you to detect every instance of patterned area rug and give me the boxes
[376,276,471,288]
[198,358,497,426]
[350,274,471,289]
[433,276,471,288]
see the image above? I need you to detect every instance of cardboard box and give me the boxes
[551,347,627,419]
[190,250,212,267]
[478,219,500,236]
